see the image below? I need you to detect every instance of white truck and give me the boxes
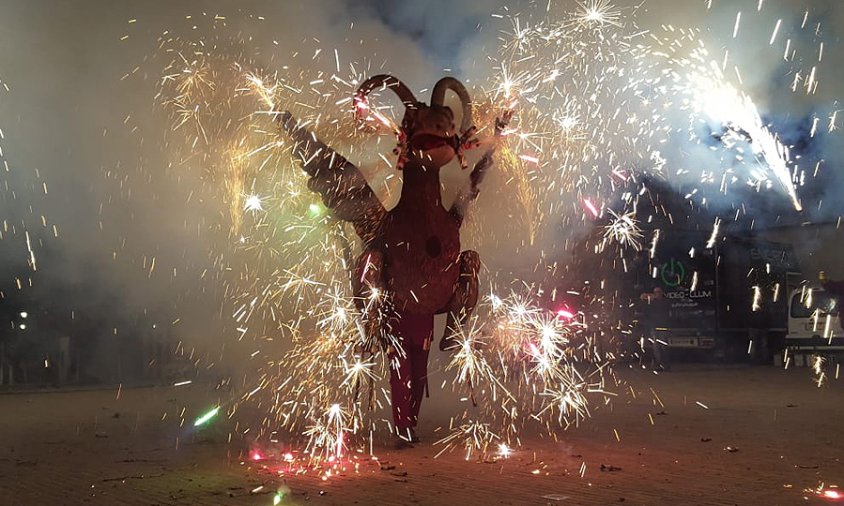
[785,287,844,358]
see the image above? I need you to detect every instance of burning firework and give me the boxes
[127,0,831,467]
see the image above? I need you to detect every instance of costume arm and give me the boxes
[450,112,512,222]
[278,111,387,241]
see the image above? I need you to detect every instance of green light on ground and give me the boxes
[193,406,220,427]
[308,202,323,217]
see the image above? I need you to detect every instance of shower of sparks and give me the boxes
[707,218,722,249]
[629,28,804,212]
[144,11,620,462]
[682,59,802,211]
[578,0,622,28]
[812,355,827,387]
[497,443,513,458]
[435,421,500,460]
[128,0,833,466]
[603,210,643,251]
[243,194,264,213]
[0,79,45,293]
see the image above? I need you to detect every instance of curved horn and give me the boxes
[355,74,417,108]
[431,77,473,133]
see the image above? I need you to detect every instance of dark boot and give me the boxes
[394,427,417,449]
[439,304,470,352]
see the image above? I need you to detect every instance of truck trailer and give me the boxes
[636,231,800,361]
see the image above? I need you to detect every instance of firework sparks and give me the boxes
[578,0,622,28]
[434,420,500,460]
[243,194,264,213]
[603,210,643,250]
[135,0,826,469]
[194,406,221,427]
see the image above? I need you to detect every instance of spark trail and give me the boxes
[129,0,832,465]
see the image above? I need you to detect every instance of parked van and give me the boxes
[785,287,844,352]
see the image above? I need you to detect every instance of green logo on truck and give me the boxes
[660,258,685,287]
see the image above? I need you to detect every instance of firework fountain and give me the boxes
[122,0,836,474]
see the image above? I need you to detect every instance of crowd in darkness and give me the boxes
[0,240,191,388]
[0,298,177,387]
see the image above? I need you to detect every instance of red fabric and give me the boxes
[389,312,434,430]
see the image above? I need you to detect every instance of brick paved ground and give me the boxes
[1,366,842,506]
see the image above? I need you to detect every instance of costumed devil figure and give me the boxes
[277,74,510,445]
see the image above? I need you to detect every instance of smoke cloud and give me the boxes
[0,0,842,381]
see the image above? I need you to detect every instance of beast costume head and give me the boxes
[354,75,475,170]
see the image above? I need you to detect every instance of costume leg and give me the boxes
[389,343,414,432]
[389,312,434,434]
[407,315,433,425]
[439,250,480,351]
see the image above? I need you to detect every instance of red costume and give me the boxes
[388,313,433,431]
[278,75,507,442]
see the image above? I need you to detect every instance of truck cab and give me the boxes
[786,287,844,351]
